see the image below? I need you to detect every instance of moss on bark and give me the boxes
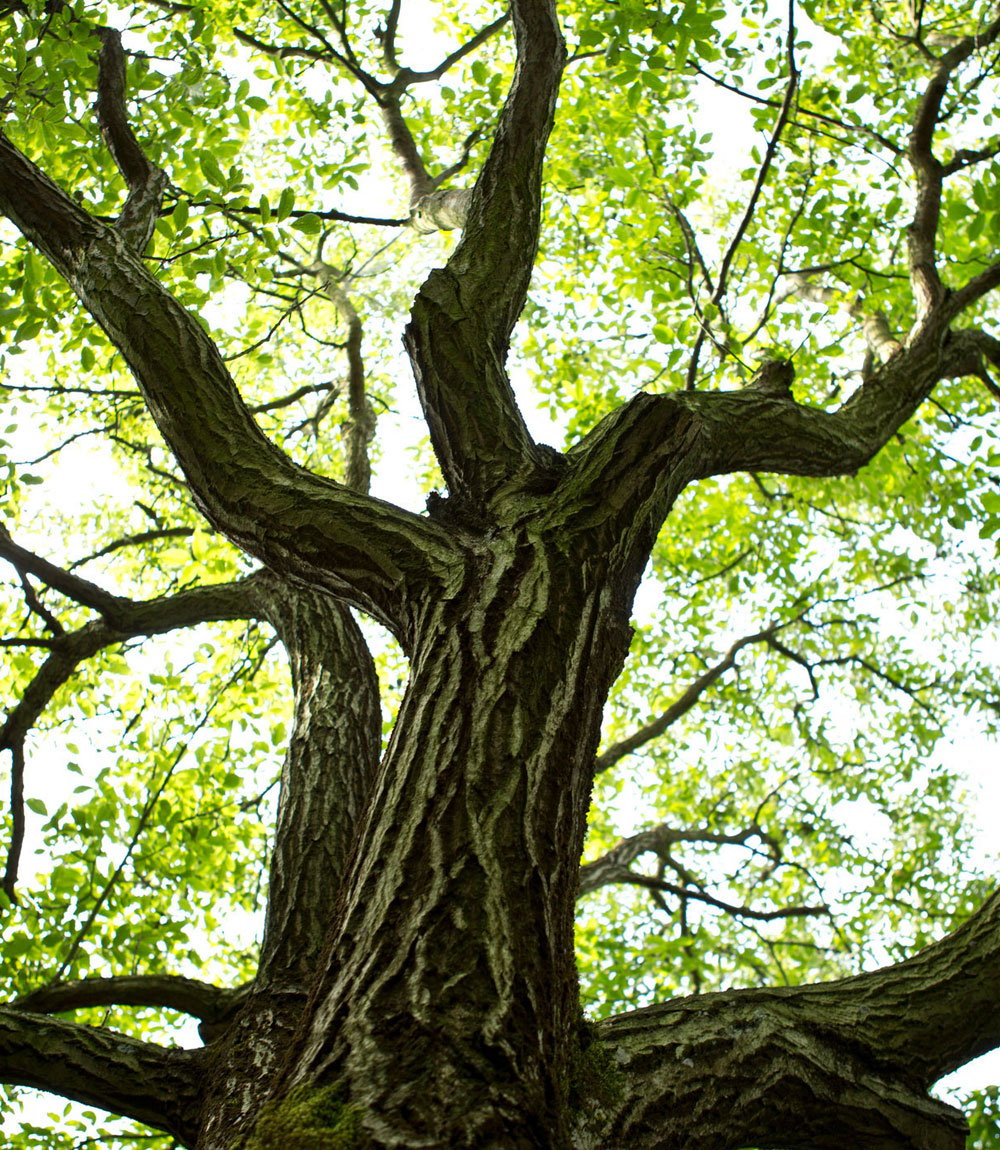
[241,1084,363,1150]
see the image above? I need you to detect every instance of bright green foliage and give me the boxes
[1,0,999,1141]
[966,1086,1000,1148]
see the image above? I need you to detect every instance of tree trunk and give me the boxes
[197,530,639,1148]
[197,578,382,1148]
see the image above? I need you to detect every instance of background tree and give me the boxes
[1,0,999,1145]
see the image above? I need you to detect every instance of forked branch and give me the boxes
[94,27,167,251]
[906,9,1000,328]
[0,538,261,896]
[579,819,827,925]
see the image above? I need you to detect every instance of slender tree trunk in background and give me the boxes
[198,579,382,1147]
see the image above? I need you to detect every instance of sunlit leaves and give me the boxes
[1,0,999,1140]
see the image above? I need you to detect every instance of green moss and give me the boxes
[242,1083,364,1150]
[568,1018,623,1115]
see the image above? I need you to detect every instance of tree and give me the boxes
[1,0,999,1143]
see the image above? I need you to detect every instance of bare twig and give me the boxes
[595,620,794,773]
[68,527,195,570]
[385,13,511,94]
[686,0,799,388]
[689,62,900,154]
[186,197,407,229]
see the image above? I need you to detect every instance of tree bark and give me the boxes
[195,576,382,1147]
[274,529,640,1147]
[4,0,1000,1143]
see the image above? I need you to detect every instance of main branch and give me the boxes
[590,889,1000,1147]
[403,0,566,505]
[0,131,462,639]
[0,1008,204,1145]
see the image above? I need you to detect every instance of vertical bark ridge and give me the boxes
[285,532,637,1147]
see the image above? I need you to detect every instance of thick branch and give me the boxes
[943,327,1000,397]
[94,27,168,251]
[409,186,472,233]
[0,1008,204,1145]
[589,889,1000,1149]
[0,131,462,638]
[575,308,968,518]
[906,12,1000,326]
[403,0,565,503]
[380,0,403,73]
[945,258,1000,319]
[195,577,382,1146]
[12,974,244,1024]
[558,312,976,552]
[250,574,381,987]
[0,524,127,620]
[378,11,509,206]
[378,95,435,203]
[306,264,376,494]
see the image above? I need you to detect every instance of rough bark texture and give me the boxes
[0,1008,205,1145]
[286,533,640,1147]
[2,0,1000,1146]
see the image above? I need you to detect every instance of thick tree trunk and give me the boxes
[193,531,639,1148]
[285,535,638,1147]
[4,1,1000,1140]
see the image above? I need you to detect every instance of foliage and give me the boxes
[1,0,999,1142]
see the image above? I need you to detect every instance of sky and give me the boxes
[2,0,1000,1137]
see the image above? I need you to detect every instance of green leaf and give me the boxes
[276,187,295,220]
[291,212,322,235]
[200,151,226,186]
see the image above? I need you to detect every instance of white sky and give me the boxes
[2,0,1000,1136]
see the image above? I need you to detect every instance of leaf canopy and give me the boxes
[1,0,999,1141]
